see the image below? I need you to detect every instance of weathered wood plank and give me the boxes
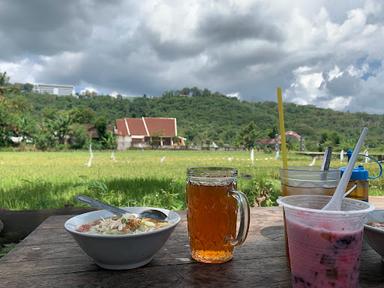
[1,204,384,288]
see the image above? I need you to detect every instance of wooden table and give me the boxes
[1,201,384,288]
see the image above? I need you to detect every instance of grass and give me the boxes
[0,150,383,210]
[0,243,16,258]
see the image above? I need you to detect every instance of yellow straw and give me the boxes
[277,87,288,169]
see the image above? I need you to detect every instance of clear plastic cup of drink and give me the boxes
[280,167,340,264]
[278,195,374,288]
[280,167,340,196]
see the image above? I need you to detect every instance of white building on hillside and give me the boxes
[33,83,74,96]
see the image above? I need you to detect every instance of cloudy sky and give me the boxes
[0,0,383,113]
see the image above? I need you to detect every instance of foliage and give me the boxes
[0,72,384,151]
[0,71,10,86]
[101,131,117,150]
[237,121,260,149]
[68,124,88,149]
[94,116,108,139]
[0,244,16,259]
[241,175,280,207]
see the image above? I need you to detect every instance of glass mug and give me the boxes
[186,167,250,263]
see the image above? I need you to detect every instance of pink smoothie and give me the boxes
[286,218,363,288]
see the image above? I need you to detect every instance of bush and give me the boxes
[34,131,57,151]
[241,175,280,207]
[69,124,87,149]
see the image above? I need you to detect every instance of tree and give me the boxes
[34,123,57,150]
[0,71,11,96]
[0,100,12,146]
[70,107,96,124]
[102,131,117,150]
[22,83,34,92]
[238,122,260,149]
[15,116,36,140]
[330,131,341,146]
[0,71,9,86]
[52,111,73,145]
[68,124,87,149]
[94,116,108,140]
[268,126,278,139]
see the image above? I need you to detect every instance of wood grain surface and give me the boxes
[1,199,384,288]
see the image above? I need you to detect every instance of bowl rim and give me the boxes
[364,209,384,234]
[64,206,181,239]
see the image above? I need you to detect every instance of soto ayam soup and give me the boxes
[77,213,169,235]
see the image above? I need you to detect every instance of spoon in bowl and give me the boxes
[76,195,168,221]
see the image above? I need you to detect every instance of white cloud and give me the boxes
[1,0,384,113]
[327,96,353,110]
[0,59,43,83]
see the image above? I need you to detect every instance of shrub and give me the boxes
[241,175,280,207]
[69,124,87,149]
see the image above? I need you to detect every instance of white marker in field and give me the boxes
[309,156,317,166]
[364,149,369,163]
[340,149,344,161]
[250,148,254,165]
[227,157,233,162]
[160,156,166,164]
[275,150,280,160]
[86,143,94,167]
[111,150,116,162]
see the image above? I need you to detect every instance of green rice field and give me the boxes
[0,150,383,210]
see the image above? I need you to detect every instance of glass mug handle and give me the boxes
[229,190,250,246]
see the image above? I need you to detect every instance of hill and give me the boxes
[1,87,383,151]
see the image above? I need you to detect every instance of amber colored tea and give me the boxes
[346,180,369,201]
[281,184,336,197]
[187,182,237,263]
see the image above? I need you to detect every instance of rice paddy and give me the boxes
[0,150,382,210]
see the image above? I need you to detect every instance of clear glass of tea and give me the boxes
[280,167,340,197]
[186,167,250,264]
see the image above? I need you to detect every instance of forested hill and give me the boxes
[1,87,384,151]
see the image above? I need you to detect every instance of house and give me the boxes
[33,83,74,96]
[257,131,302,150]
[115,117,185,150]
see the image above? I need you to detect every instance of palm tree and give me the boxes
[0,72,9,86]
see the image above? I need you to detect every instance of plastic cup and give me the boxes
[280,167,340,196]
[278,195,374,288]
[280,167,340,266]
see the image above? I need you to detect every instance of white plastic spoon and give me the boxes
[322,127,368,211]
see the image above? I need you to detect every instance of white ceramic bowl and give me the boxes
[364,209,384,262]
[64,207,181,270]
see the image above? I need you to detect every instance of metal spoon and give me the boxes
[76,195,168,221]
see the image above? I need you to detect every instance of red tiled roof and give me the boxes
[115,119,128,136]
[115,117,177,137]
[258,138,278,145]
[127,118,148,136]
[144,117,176,137]
[257,131,301,145]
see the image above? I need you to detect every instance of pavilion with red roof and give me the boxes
[115,117,185,150]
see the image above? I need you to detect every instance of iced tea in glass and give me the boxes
[187,167,250,263]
